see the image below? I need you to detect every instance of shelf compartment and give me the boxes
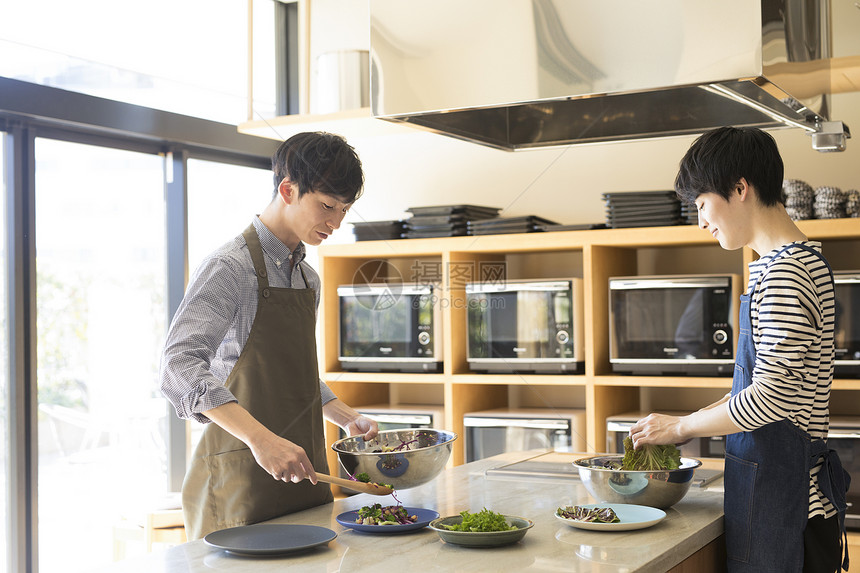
[594,376,732,389]
[322,372,447,384]
[446,383,509,465]
[451,374,586,386]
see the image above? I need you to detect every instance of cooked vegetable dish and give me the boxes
[356,503,417,526]
[556,505,620,523]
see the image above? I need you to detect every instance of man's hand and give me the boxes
[202,401,318,483]
[249,433,317,484]
[323,398,379,441]
[344,414,378,441]
[629,413,685,449]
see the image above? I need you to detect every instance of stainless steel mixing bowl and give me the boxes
[574,455,702,509]
[331,429,457,490]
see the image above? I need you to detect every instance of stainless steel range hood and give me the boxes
[369,0,849,151]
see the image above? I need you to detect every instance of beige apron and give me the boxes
[181,224,332,540]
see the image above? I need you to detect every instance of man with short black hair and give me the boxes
[160,131,379,539]
[630,126,850,572]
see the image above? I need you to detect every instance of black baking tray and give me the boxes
[406,204,500,218]
[468,215,558,228]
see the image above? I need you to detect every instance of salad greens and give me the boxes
[442,508,516,532]
[356,503,417,526]
[556,505,620,523]
[352,472,393,490]
[621,435,681,471]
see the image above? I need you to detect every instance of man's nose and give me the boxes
[328,212,345,231]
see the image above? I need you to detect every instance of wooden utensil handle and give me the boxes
[315,472,393,495]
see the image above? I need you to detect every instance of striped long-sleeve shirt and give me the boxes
[727,241,836,519]
[159,216,336,424]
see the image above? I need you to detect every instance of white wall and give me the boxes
[306,1,860,239]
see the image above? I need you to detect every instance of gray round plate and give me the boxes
[204,523,337,556]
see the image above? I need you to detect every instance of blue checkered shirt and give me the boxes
[159,216,336,424]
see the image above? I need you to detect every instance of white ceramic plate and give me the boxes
[555,503,666,531]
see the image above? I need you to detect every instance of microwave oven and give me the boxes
[465,279,585,374]
[834,271,860,377]
[609,274,740,376]
[606,411,726,459]
[462,408,587,463]
[338,403,446,436]
[338,283,442,372]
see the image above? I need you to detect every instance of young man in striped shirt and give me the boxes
[629,126,849,572]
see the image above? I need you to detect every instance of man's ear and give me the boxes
[736,178,752,201]
[278,177,296,204]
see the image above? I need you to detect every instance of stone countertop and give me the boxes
[92,452,724,573]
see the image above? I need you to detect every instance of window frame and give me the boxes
[1,76,276,572]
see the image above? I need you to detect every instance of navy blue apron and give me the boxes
[724,243,849,572]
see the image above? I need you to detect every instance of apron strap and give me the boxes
[242,223,311,291]
[242,224,271,293]
[811,444,851,570]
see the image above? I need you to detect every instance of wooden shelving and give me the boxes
[319,219,860,469]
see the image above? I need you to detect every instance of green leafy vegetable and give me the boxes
[621,435,681,471]
[442,508,516,532]
[355,472,371,483]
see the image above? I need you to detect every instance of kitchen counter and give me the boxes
[92,451,725,573]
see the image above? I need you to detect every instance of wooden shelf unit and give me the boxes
[319,218,860,468]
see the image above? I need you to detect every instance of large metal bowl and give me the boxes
[574,454,702,509]
[331,429,457,490]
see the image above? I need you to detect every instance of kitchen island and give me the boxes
[94,451,725,573]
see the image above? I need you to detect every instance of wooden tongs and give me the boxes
[314,472,394,496]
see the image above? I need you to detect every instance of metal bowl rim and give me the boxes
[331,428,458,453]
[573,455,702,472]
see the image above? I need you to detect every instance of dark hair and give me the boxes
[674,126,784,207]
[271,132,364,203]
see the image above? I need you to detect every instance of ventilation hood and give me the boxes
[370,0,851,151]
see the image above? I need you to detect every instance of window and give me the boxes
[0,132,9,573]
[187,159,275,274]
[0,0,278,125]
[35,139,168,572]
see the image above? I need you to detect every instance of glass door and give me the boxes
[35,139,168,572]
[0,132,10,573]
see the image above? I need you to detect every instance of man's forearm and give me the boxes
[203,401,277,448]
[322,398,361,429]
[681,399,742,439]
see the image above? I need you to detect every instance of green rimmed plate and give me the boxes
[429,515,533,547]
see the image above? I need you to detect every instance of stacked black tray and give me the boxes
[680,202,699,226]
[404,205,500,238]
[602,191,683,228]
[540,222,607,232]
[351,220,406,241]
[468,215,559,235]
